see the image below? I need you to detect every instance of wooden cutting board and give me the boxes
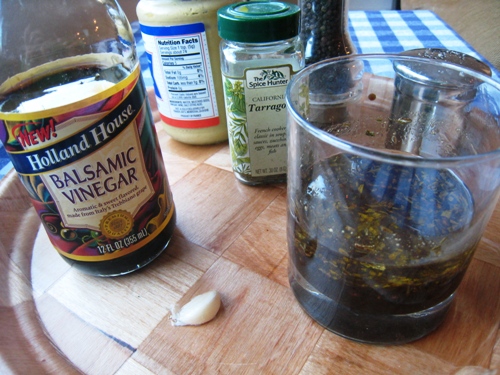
[0,89,499,375]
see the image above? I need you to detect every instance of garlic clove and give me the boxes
[170,290,221,326]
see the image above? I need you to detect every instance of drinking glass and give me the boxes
[285,52,500,344]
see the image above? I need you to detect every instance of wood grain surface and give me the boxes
[0,90,499,375]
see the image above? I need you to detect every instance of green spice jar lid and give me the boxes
[217,1,300,43]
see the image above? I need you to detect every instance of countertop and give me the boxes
[1,85,499,374]
[1,10,499,375]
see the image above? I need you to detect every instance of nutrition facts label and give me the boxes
[157,35,208,99]
[141,22,219,128]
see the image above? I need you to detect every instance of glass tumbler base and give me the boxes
[289,263,453,345]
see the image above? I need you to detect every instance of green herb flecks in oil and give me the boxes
[289,153,475,316]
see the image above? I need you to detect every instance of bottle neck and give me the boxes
[0,0,136,84]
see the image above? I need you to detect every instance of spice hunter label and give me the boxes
[0,67,174,261]
[222,65,291,177]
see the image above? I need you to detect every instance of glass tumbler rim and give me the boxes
[286,53,500,169]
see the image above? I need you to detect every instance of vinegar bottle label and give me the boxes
[0,66,175,261]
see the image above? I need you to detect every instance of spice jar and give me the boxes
[218,0,304,185]
[300,0,355,65]
[137,0,233,145]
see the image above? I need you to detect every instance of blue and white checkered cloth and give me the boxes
[350,10,499,79]
[0,10,498,180]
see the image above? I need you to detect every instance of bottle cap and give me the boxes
[217,1,300,43]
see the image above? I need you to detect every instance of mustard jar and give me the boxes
[137,0,234,145]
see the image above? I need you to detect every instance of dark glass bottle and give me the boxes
[0,0,176,276]
[299,0,356,65]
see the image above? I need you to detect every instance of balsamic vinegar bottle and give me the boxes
[0,0,176,276]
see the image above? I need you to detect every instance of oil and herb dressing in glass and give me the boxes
[289,153,476,342]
